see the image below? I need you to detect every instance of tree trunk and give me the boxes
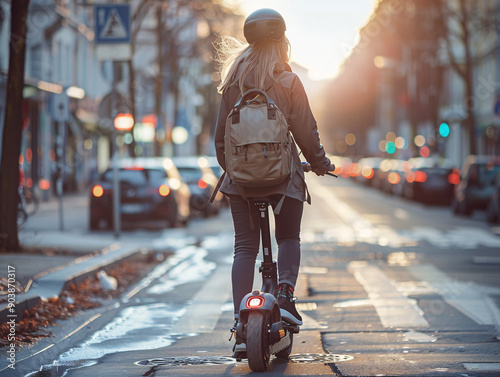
[0,0,30,252]
[460,0,477,155]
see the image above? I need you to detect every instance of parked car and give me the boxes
[402,166,460,205]
[171,156,224,216]
[89,157,191,230]
[377,159,405,194]
[452,155,500,216]
[486,171,500,223]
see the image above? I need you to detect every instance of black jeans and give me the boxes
[229,194,303,318]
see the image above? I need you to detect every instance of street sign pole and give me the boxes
[51,93,71,231]
[112,126,120,238]
[94,4,131,238]
[56,120,65,231]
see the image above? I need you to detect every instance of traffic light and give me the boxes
[439,122,450,137]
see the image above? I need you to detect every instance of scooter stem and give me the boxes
[256,202,278,296]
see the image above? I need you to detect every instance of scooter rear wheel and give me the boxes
[246,312,270,372]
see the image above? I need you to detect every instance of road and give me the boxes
[8,176,500,376]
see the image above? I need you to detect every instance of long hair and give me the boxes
[215,36,291,94]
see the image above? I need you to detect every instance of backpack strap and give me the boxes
[209,171,226,204]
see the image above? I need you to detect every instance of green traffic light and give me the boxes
[439,123,450,137]
[385,141,396,154]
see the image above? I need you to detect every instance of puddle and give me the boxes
[24,245,215,376]
[58,303,186,364]
[147,246,216,295]
[26,361,97,377]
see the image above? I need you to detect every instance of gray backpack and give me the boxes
[225,82,293,188]
[211,72,296,215]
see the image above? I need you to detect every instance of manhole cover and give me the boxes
[135,353,353,367]
[135,356,235,366]
[290,353,354,363]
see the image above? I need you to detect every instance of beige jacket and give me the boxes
[214,64,331,202]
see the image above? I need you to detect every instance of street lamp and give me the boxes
[112,113,134,238]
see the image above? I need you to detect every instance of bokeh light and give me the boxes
[336,140,347,154]
[351,163,361,176]
[395,136,407,149]
[362,165,374,179]
[385,131,396,142]
[378,140,387,152]
[388,172,401,185]
[414,135,426,147]
[419,146,430,157]
[439,122,450,137]
[345,133,356,146]
[385,141,396,154]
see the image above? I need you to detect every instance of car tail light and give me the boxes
[92,185,104,197]
[361,166,374,179]
[414,171,427,183]
[406,172,415,183]
[159,184,171,197]
[448,169,460,185]
[198,179,208,189]
[124,166,144,170]
[388,172,400,184]
[246,296,265,309]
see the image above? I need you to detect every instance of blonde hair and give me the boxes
[215,35,291,93]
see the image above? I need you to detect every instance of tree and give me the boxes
[0,0,31,252]
[438,0,499,155]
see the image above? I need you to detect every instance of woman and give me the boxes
[214,8,334,334]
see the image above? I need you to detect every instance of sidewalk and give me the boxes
[0,190,186,322]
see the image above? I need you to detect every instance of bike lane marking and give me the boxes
[346,262,430,328]
[408,264,500,329]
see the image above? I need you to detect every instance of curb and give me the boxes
[0,243,147,322]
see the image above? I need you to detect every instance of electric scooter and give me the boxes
[232,162,337,372]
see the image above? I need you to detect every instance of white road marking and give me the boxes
[409,264,500,329]
[463,363,500,371]
[347,262,429,328]
[403,330,436,343]
[300,311,328,330]
[172,264,232,334]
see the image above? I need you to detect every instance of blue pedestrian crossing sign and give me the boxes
[95,4,131,44]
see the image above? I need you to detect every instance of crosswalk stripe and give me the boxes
[172,264,232,334]
[347,262,429,328]
[408,264,500,328]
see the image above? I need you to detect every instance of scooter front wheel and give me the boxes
[246,311,270,372]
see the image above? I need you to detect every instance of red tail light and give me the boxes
[124,166,144,170]
[406,172,415,183]
[246,296,265,309]
[92,185,104,197]
[448,169,460,185]
[198,179,208,189]
[414,171,427,183]
[159,184,171,197]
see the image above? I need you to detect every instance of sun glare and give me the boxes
[230,0,376,81]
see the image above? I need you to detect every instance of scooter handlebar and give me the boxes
[301,162,338,177]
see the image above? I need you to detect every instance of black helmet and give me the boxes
[244,8,286,44]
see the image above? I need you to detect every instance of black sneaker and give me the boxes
[277,283,303,325]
